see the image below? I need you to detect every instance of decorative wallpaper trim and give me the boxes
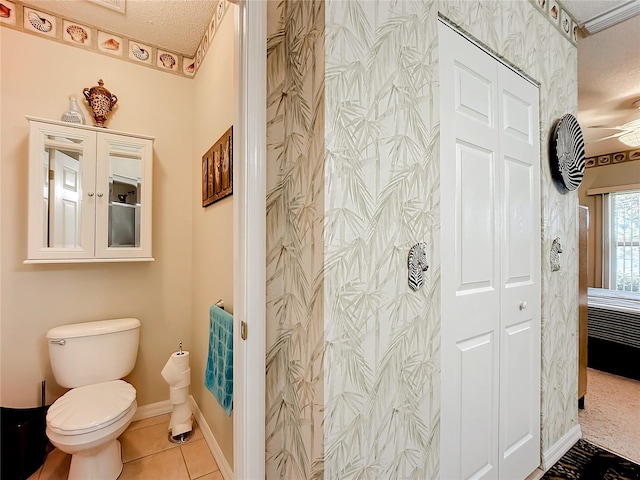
[586,148,640,168]
[0,0,229,78]
[528,0,579,45]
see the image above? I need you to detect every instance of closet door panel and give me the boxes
[503,158,534,285]
[440,22,501,480]
[454,143,500,479]
[498,64,541,480]
[456,143,496,293]
[454,62,494,127]
[502,320,534,451]
[440,22,541,480]
[458,332,497,480]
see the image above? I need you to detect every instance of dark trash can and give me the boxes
[1,406,49,480]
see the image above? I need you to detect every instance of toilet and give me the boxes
[45,318,140,480]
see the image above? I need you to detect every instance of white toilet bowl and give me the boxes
[46,380,137,480]
[45,318,141,480]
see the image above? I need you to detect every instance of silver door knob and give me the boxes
[519,301,528,310]
[97,192,104,197]
[88,192,94,197]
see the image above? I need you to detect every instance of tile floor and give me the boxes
[28,414,222,480]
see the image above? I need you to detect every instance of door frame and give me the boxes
[233,1,266,478]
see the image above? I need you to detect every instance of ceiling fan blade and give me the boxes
[587,125,624,130]
[586,132,624,143]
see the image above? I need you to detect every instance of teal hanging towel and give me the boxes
[205,305,233,415]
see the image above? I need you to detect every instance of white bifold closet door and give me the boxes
[439,21,541,480]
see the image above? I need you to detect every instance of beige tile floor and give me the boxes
[28,414,222,480]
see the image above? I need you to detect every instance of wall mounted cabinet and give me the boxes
[26,117,154,263]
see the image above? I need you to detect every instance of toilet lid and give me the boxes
[47,380,136,435]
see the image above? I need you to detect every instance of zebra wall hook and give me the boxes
[408,242,429,291]
[551,237,563,272]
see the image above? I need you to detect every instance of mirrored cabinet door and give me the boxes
[95,132,153,259]
[28,121,97,260]
[26,117,154,263]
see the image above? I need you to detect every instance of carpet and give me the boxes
[542,439,640,480]
[580,368,640,464]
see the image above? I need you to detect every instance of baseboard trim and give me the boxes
[132,400,172,421]
[525,468,545,480]
[189,395,234,480]
[542,424,582,471]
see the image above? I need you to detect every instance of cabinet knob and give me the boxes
[88,192,94,197]
[97,192,104,197]
[519,301,528,311]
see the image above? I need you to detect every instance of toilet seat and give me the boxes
[47,380,136,436]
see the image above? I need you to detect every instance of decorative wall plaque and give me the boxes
[551,113,585,191]
[408,243,429,291]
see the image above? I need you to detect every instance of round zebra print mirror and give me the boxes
[551,113,585,191]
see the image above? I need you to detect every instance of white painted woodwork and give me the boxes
[95,132,152,259]
[26,117,154,263]
[439,22,541,480]
[27,120,96,260]
[233,1,267,478]
[497,63,541,480]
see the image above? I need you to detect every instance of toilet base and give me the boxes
[68,439,123,480]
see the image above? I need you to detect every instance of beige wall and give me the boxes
[2,14,236,468]
[578,161,640,286]
[1,8,235,468]
[0,28,195,408]
[190,5,236,469]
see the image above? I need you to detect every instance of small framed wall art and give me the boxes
[202,126,233,207]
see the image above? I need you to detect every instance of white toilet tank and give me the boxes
[47,318,140,389]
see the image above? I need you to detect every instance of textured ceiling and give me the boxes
[577,14,640,157]
[22,0,215,56]
[563,0,640,157]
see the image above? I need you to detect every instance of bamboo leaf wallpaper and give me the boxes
[267,0,579,478]
[266,1,325,479]
[325,1,440,479]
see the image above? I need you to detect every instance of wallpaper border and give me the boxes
[527,0,579,45]
[586,149,640,168]
[0,0,230,78]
